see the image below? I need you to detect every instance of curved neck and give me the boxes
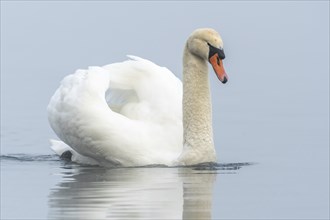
[178,45,217,165]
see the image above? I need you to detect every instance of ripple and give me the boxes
[186,162,255,170]
[0,154,60,162]
[0,153,254,171]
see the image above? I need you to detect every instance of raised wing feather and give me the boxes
[48,56,183,166]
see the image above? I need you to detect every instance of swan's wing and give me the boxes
[48,56,183,166]
[103,55,182,122]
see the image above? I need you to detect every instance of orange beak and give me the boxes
[209,53,228,84]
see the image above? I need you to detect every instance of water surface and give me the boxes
[2,155,254,219]
[2,154,328,219]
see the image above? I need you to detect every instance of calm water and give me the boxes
[2,155,254,219]
[1,152,328,219]
[1,1,329,220]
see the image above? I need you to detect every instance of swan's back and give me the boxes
[48,56,183,167]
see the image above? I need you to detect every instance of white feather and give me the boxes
[48,56,183,167]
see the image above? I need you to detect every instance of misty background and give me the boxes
[1,1,329,219]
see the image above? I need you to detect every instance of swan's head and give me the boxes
[187,28,228,84]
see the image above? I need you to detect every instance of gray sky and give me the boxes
[1,1,329,163]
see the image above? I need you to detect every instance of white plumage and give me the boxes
[48,56,183,166]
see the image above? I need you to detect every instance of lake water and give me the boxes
[2,155,254,219]
[1,152,328,219]
[1,1,329,220]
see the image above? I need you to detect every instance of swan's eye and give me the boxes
[208,43,225,60]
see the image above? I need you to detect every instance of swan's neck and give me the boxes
[178,45,217,165]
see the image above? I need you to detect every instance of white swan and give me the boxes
[47,28,228,167]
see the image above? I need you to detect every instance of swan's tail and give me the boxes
[50,139,99,166]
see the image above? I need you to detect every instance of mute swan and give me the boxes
[47,28,228,167]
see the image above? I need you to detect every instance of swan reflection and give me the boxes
[48,166,217,220]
